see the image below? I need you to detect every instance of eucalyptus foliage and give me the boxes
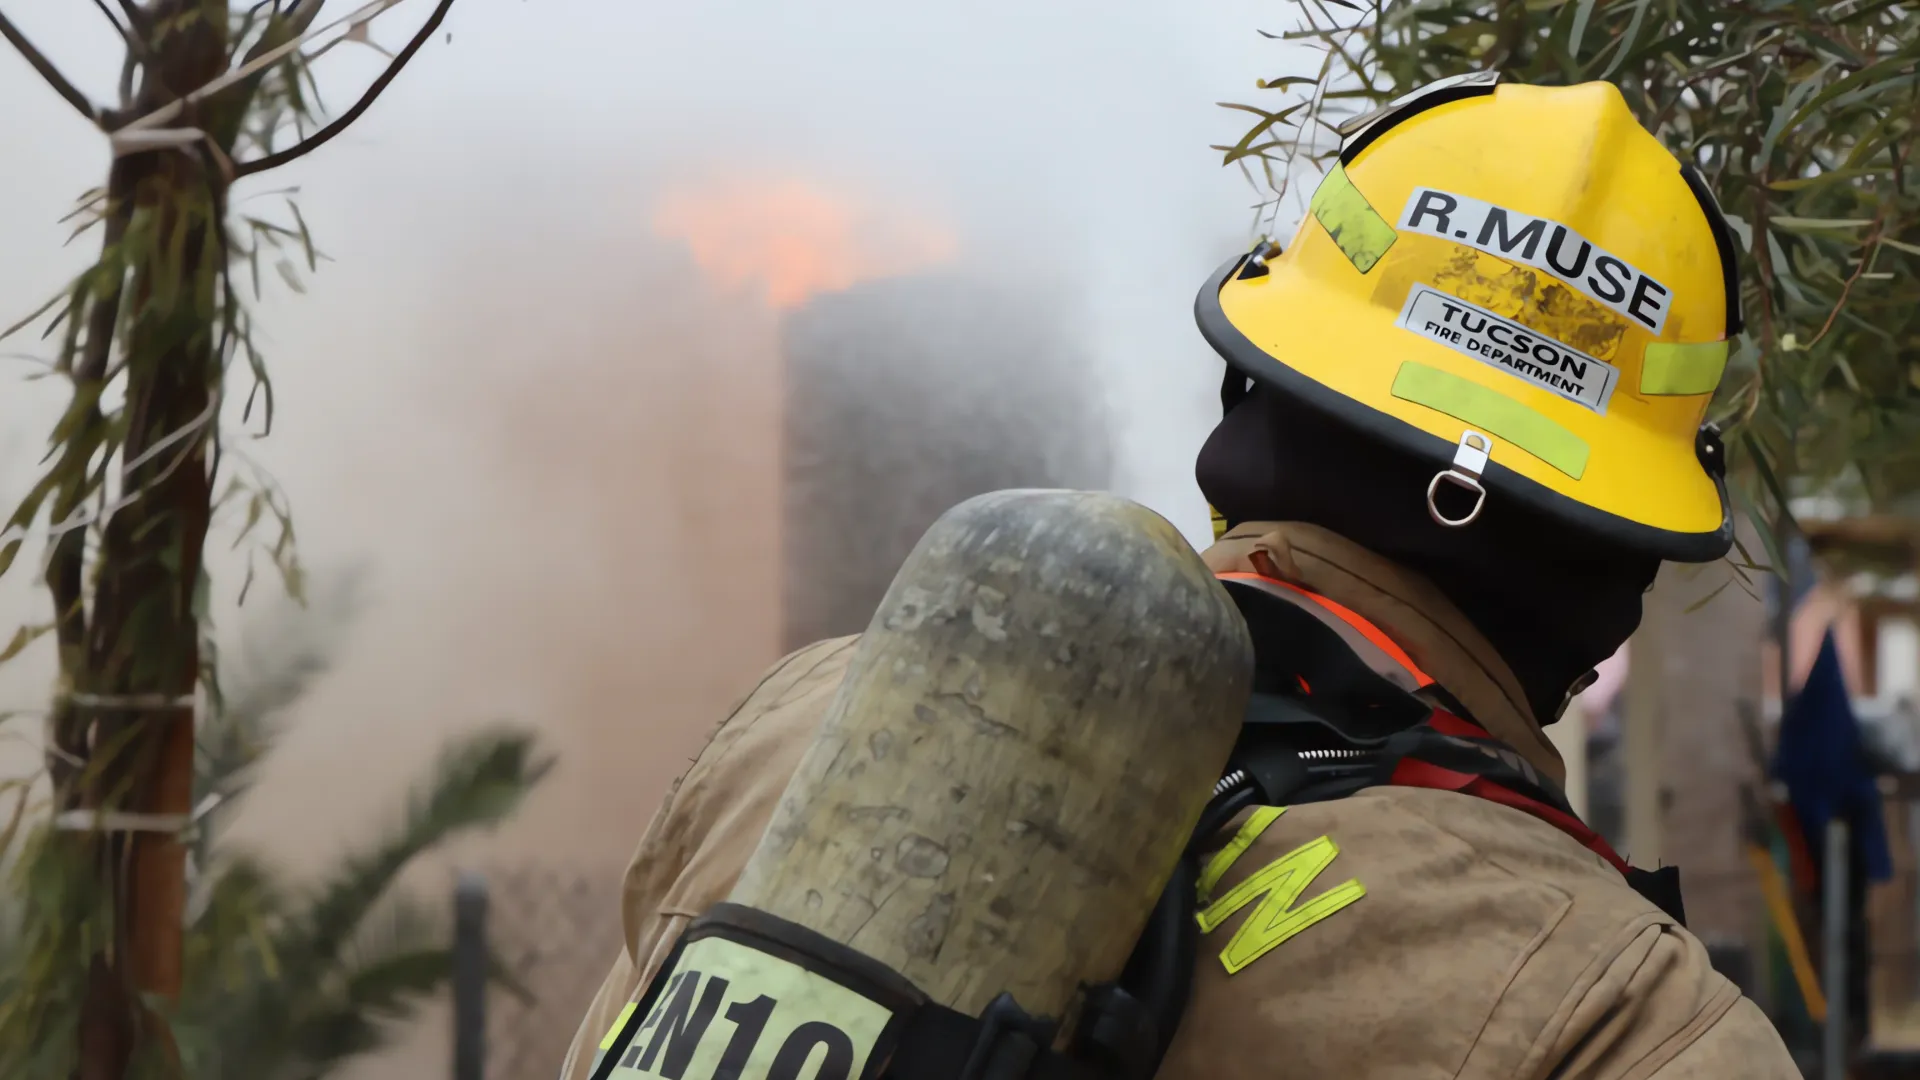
[0,1,458,1075]
[1222,0,1920,570]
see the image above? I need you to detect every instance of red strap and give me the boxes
[1389,723,1634,877]
[1423,710,1484,738]
[1216,572,1435,687]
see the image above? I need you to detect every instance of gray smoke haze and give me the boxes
[783,271,1115,648]
[0,2,1316,1074]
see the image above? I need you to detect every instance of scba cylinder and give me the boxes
[598,489,1252,1080]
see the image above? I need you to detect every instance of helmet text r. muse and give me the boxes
[1400,189,1673,334]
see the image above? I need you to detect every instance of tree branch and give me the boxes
[91,0,157,85]
[0,9,103,124]
[90,0,128,36]
[113,0,148,32]
[233,0,455,178]
[1805,212,1887,352]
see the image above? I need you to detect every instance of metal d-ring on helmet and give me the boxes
[1197,71,1744,562]
[1427,429,1491,528]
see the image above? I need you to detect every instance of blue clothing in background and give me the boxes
[1773,631,1893,883]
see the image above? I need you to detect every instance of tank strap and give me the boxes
[1378,709,1686,925]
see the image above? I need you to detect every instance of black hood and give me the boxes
[1197,381,1658,726]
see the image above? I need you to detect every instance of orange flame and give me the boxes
[651,176,958,311]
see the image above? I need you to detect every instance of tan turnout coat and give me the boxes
[560,523,1798,1079]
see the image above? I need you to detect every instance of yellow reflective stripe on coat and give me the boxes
[1195,807,1365,974]
[1197,805,1286,903]
[600,1003,638,1050]
[585,1001,641,1077]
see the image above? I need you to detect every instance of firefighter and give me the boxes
[561,75,1799,1078]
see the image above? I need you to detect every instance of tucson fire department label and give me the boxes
[599,936,894,1080]
[1397,284,1619,413]
[1397,188,1673,334]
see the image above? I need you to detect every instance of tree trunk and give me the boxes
[73,4,229,1076]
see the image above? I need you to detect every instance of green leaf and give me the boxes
[1,289,71,344]
[1220,139,1289,165]
[234,492,265,549]
[1782,54,1913,136]
[0,469,62,580]
[1766,168,1886,192]
[236,553,258,608]
[0,624,53,665]
[287,199,319,273]
[343,949,451,1015]
[1567,0,1597,62]
[1742,431,1802,535]
[1802,32,1868,69]
[1215,101,1309,123]
[1739,494,1791,589]
[1770,216,1876,231]
[1215,101,1310,164]
[1760,64,1832,166]
[1599,0,1656,80]
[0,772,32,828]
[1730,533,1774,579]
[1825,71,1920,114]
[1683,576,1735,614]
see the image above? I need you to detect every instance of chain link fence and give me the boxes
[480,864,626,1080]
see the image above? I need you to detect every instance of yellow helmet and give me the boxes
[1197,74,1741,562]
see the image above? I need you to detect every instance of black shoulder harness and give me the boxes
[1098,577,1687,1076]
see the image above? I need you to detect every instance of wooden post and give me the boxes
[1551,699,1589,820]
[1625,598,1665,868]
[1825,819,1850,1080]
[454,873,489,1080]
[730,489,1253,1020]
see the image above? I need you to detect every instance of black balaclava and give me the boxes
[1196,381,1660,726]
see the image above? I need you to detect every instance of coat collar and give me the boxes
[1203,521,1565,784]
